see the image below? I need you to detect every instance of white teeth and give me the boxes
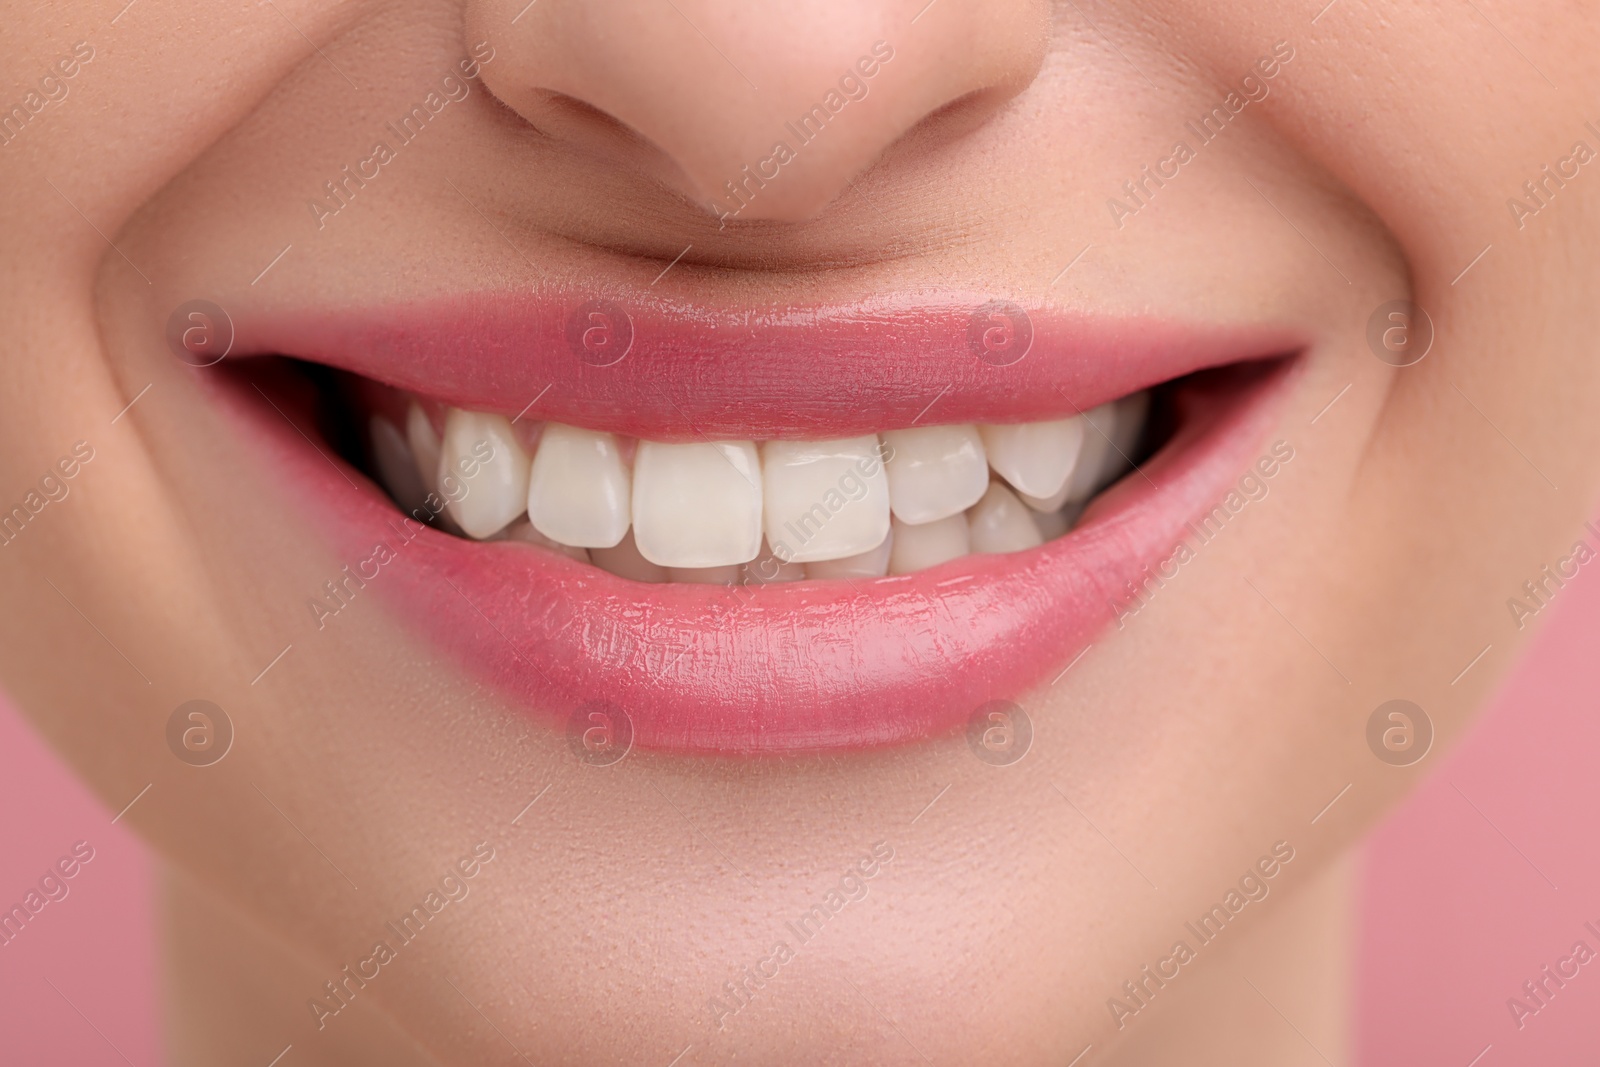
[438,408,532,539]
[978,417,1086,499]
[1060,402,1119,505]
[760,436,890,564]
[370,415,429,516]
[383,399,1141,576]
[804,529,892,580]
[967,482,1045,554]
[881,424,989,525]
[526,423,631,549]
[631,440,763,568]
[887,514,969,575]
[1054,392,1151,505]
[406,401,442,494]
[590,530,669,583]
[1018,397,1137,510]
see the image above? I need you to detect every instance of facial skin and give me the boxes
[2,1,1597,1064]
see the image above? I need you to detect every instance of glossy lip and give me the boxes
[219,292,1299,755]
[232,290,1299,440]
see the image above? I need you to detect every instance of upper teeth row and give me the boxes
[368,394,1148,579]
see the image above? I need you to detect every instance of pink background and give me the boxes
[0,702,158,1064]
[1356,540,1600,1064]
[2,558,1598,1064]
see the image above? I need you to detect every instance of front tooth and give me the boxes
[1060,402,1119,505]
[978,417,1086,499]
[881,424,989,525]
[804,529,892,580]
[887,514,969,575]
[369,415,429,516]
[967,482,1045,554]
[406,401,442,493]
[526,423,631,549]
[632,440,763,568]
[761,436,890,563]
[590,530,668,583]
[438,408,532,539]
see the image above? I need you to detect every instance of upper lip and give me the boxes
[229,289,1300,440]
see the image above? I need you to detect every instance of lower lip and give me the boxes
[226,359,1293,756]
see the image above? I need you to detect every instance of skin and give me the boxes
[2,0,1597,1063]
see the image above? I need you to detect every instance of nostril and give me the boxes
[514,89,647,149]
[899,86,1016,148]
[501,88,693,185]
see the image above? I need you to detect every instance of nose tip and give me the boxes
[469,0,1050,222]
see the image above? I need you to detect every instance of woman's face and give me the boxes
[3,0,1597,1062]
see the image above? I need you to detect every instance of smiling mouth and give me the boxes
[217,291,1299,755]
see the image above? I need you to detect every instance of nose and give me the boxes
[467,0,1050,222]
